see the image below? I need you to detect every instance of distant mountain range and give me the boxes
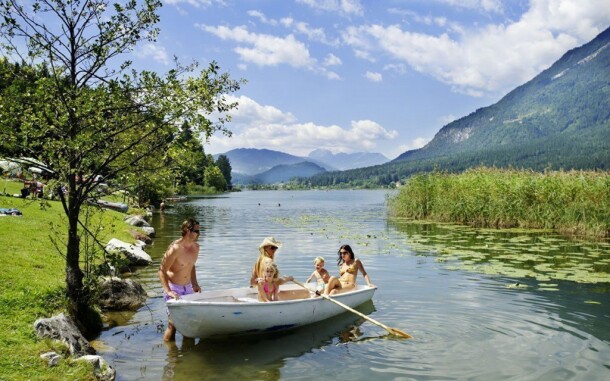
[308,149,388,170]
[215,148,388,184]
[300,25,610,187]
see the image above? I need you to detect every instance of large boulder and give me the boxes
[97,277,147,311]
[124,215,150,227]
[140,226,155,238]
[33,313,94,356]
[105,238,152,266]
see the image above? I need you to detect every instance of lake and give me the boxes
[94,190,610,380]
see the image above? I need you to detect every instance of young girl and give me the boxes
[305,256,330,294]
[258,262,281,302]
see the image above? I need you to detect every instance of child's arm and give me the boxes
[305,271,316,283]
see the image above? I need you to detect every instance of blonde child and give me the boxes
[258,262,281,302]
[305,256,330,294]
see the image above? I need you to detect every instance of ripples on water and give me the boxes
[95,190,610,381]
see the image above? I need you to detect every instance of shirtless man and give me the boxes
[158,218,202,341]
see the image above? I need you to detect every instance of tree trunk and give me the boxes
[65,180,102,338]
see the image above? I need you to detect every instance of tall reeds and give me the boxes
[388,167,610,239]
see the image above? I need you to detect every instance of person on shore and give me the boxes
[258,263,281,302]
[158,218,202,341]
[250,236,293,287]
[324,244,375,295]
[305,256,330,294]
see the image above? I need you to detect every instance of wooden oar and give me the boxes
[291,279,412,339]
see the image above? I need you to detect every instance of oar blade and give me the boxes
[388,327,412,339]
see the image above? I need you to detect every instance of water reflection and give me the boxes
[162,302,374,381]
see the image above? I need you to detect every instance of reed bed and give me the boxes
[388,167,610,239]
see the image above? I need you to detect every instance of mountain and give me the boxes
[308,149,388,170]
[299,26,610,187]
[393,26,610,164]
[231,161,326,185]
[254,161,326,184]
[216,148,335,175]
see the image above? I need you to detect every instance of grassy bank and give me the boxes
[0,179,138,380]
[388,167,610,239]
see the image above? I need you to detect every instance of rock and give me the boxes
[33,313,94,356]
[75,355,116,381]
[134,240,147,249]
[141,226,155,237]
[97,277,147,311]
[40,351,61,367]
[123,215,150,227]
[105,238,152,265]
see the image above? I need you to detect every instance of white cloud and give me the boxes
[208,96,398,156]
[135,43,169,65]
[296,0,364,17]
[165,0,225,8]
[383,63,407,74]
[437,0,504,13]
[439,114,457,126]
[199,25,315,68]
[247,10,278,25]
[342,0,610,96]
[323,53,342,66]
[365,71,383,82]
[388,137,431,159]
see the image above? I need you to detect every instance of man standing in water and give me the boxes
[158,218,202,341]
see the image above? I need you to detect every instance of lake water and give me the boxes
[94,190,610,380]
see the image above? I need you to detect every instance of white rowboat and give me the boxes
[166,283,377,338]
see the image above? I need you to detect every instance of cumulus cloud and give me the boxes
[365,71,383,82]
[208,96,398,156]
[247,10,278,25]
[323,53,342,66]
[165,0,225,8]
[437,0,504,13]
[343,0,610,96]
[134,43,169,65]
[296,0,364,17]
[199,25,315,68]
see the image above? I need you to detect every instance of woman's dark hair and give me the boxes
[337,244,354,265]
[180,218,199,236]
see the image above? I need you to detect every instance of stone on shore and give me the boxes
[105,238,152,266]
[97,277,147,311]
[33,313,94,357]
[75,355,116,381]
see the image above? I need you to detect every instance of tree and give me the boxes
[0,0,243,335]
[216,154,232,186]
[204,164,227,191]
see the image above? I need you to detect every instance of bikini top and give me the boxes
[340,261,358,276]
[263,282,276,294]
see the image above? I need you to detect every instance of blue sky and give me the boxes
[125,1,608,159]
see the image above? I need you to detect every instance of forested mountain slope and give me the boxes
[299,26,610,187]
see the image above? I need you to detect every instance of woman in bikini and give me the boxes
[324,244,375,295]
[258,262,281,302]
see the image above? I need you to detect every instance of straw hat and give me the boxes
[258,237,282,255]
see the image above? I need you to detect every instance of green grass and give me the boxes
[388,167,610,239]
[0,178,138,380]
